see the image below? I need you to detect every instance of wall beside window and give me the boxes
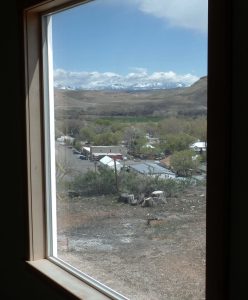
[0,0,247,299]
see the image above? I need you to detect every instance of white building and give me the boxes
[190,141,207,152]
[99,156,122,172]
[56,135,75,145]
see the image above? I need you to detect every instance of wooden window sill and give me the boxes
[26,259,111,300]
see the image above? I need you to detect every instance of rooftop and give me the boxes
[130,162,175,176]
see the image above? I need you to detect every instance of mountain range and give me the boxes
[54,76,207,119]
[54,80,190,91]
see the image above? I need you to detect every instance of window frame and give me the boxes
[23,0,232,299]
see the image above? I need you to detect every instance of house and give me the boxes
[190,141,207,153]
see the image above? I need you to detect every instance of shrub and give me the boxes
[68,166,117,196]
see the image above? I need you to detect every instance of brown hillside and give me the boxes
[54,76,207,118]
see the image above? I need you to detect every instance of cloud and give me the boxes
[54,68,199,90]
[122,0,208,33]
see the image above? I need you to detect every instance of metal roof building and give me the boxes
[129,162,176,179]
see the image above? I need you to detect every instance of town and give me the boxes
[56,124,206,203]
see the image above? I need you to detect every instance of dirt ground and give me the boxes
[56,183,206,300]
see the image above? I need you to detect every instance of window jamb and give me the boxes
[25,8,46,261]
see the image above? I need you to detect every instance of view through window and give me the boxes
[45,0,208,299]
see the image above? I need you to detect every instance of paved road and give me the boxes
[55,142,96,179]
[55,142,161,180]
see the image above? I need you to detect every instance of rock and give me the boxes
[141,197,154,207]
[151,190,166,204]
[119,193,135,204]
[129,198,138,206]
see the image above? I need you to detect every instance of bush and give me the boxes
[118,171,193,198]
[69,166,117,196]
[69,167,194,198]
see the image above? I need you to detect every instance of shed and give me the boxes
[99,155,122,171]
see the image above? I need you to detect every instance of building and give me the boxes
[129,162,176,179]
[82,145,127,161]
[57,135,75,145]
[190,141,207,153]
[99,155,122,171]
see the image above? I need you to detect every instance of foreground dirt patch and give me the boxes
[57,184,206,300]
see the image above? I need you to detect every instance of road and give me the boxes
[55,142,96,180]
[55,142,163,181]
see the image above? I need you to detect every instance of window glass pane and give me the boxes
[47,1,207,299]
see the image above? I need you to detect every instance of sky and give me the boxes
[52,0,208,90]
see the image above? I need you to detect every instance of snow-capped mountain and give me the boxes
[53,69,199,91]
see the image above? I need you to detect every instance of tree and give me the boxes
[162,133,195,155]
[157,117,187,136]
[144,122,159,137]
[79,127,96,143]
[123,127,146,155]
[73,139,82,151]
[170,150,201,177]
[93,132,121,145]
[186,117,207,143]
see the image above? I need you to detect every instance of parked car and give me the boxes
[73,149,81,155]
[79,154,87,160]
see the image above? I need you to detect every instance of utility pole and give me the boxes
[94,159,97,172]
[114,158,119,192]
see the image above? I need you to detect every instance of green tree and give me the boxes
[93,132,121,145]
[123,127,146,155]
[162,133,195,154]
[186,117,207,142]
[73,139,82,151]
[79,127,96,143]
[170,149,201,177]
[131,135,146,156]
[157,117,187,136]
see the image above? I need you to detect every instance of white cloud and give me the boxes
[54,68,199,90]
[123,0,208,33]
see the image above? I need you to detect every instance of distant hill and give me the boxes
[54,76,207,119]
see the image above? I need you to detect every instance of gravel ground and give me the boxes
[56,183,206,300]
